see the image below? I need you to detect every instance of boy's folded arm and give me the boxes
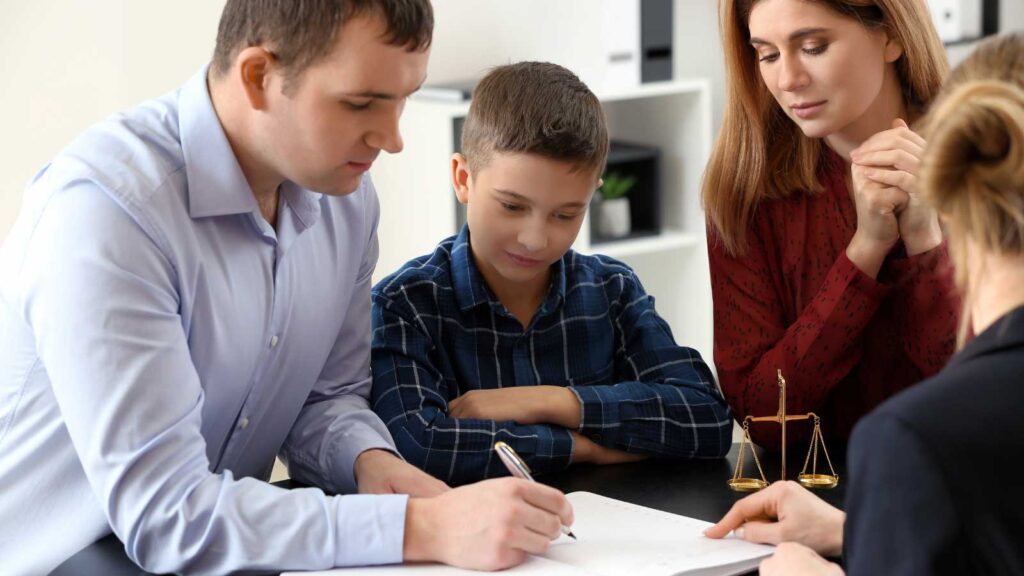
[371,302,573,484]
[570,272,733,458]
[448,385,581,429]
[570,372,733,459]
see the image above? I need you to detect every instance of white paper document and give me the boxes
[287,491,774,576]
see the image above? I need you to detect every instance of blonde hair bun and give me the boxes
[918,32,1024,343]
[924,80,1024,211]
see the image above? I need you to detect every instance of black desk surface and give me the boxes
[52,442,846,575]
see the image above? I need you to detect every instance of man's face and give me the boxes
[258,14,429,196]
[456,152,597,297]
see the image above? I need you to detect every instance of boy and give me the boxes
[371,62,732,486]
[0,3,572,574]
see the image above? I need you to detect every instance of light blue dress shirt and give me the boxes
[0,67,407,575]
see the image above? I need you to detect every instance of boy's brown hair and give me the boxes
[212,0,433,90]
[462,62,609,177]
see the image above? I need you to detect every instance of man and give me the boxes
[0,1,571,574]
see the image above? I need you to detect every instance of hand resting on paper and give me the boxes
[704,481,845,557]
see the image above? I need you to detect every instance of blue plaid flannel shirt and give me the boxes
[371,226,732,485]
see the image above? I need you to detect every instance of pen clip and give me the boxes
[494,442,578,541]
[494,441,532,476]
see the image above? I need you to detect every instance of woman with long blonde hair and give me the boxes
[706,31,1024,575]
[704,0,959,449]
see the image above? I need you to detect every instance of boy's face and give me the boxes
[453,152,599,296]
[256,13,429,196]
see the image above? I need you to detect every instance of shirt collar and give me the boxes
[280,180,323,231]
[178,65,322,226]
[450,225,567,315]
[178,65,260,219]
[948,304,1024,369]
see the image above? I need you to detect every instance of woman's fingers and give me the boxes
[860,167,917,195]
[735,519,786,546]
[852,121,926,163]
[852,148,920,174]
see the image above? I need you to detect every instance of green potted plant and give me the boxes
[596,172,636,238]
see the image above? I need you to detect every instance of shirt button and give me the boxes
[270,335,279,348]
[238,417,250,430]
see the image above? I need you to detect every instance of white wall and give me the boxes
[0,0,225,241]
[2,0,1023,242]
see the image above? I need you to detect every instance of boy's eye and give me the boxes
[555,212,581,221]
[500,202,524,212]
[343,99,372,111]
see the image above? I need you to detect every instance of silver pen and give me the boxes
[493,441,577,540]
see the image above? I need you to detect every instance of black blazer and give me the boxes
[844,305,1024,575]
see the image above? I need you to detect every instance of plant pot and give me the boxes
[596,197,631,238]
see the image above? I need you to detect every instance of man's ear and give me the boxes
[236,47,276,110]
[452,153,473,205]
[884,34,904,64]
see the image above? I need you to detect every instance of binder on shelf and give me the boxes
[640,0,674,84]
[928,0,1000,45]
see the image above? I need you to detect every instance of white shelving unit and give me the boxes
[369,79,716,361]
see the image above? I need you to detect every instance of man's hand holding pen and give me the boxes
[403,477,574,571]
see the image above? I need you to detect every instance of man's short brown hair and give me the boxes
[461,62,609,176]
[212,0,433,87]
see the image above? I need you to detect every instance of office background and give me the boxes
[5,1,1021,242]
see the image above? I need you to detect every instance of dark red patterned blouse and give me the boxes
[707,149,959,450]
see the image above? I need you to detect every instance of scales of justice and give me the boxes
[729,369,839,492]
